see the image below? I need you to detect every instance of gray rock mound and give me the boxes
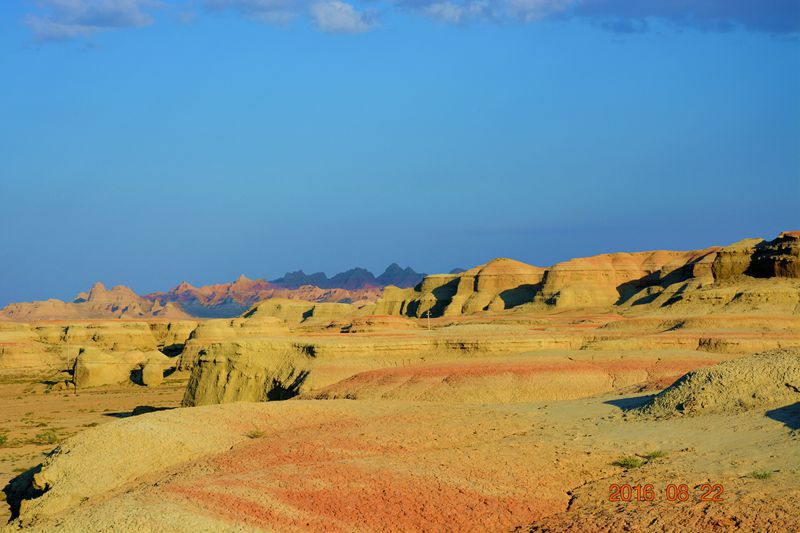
[640,348,800,418]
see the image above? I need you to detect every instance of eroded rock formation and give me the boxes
[374,231,800,318]
[0,283,188,321]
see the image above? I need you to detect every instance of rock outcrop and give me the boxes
[640,348,800,417]
[240,299,360,323]
[0,320,195,375]
[72,347,178,388]
[375,258,545,317]
[182,340,314,406]
[181,310,798,406]
[532,249,718,310]
[374,231,799,318]
[73,348,144,388]
[0,283,188,321]
[712,232,800,281]
[140,353,173,387]
[177,316,290,369]
[747,231,800,279]
[711,238,763,281]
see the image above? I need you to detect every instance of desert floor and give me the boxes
[2,378,798,532]
[1,311,799,531]
[0,372,189,524]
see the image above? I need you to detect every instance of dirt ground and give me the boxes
[3,390,798,532]
[0,371,189,524]
[1,312,799,531]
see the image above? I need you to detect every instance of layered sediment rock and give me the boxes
[240,299,359,323]
[374,259,544,317]
[374,231,799,318]
[177,316,290,369]
[72,348,173,388]
[181,302,800,406]
[748,231,800,279]
[532,249,718,310]
[182,340,314,406]
[0,283,188,321]
[0,321,195,377]
[712,232,800,281]
[711,239,763,281]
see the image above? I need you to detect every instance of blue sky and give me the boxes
[1,1,799,306]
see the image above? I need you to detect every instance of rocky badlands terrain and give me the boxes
[0,265,424,321]
[1,232,799,531]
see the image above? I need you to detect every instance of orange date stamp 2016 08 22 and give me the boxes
[609,483,724,503]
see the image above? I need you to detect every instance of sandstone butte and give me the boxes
[0,231,798,532]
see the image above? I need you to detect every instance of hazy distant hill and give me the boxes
[272,264,425,290]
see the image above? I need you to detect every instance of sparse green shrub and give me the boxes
[751,470,772,479]
[245,429,265,439]
[643,450,667,460]
[612,456,645,469]
[0,434,7,447]
[32,430,58,445]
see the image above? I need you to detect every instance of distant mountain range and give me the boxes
[273,264,425,290]
[0,264,426,320]
[143,264,424,317]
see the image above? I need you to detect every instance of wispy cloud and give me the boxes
[416,1,490,24]
[206,0,377,32]
[410,0,569,24]
[205,0,305,25]
[571,0,800,35]
[25,0,161,41]
[399,0,800,35]
[310,0,377,33]
[22,0,800,41]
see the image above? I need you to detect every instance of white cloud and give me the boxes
[421,1,490,24]
[205,0,304,26]
[25,0,160,41]
[505,0,569,22]
[23,0,799,41]
[402,0,800,34]
[402,0,569,24]
[310,1,377,33]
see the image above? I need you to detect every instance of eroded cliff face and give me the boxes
[373,250,720,317]
[240,299,365,323]
[178,309,800,406]
[0,320,197,378]
[712,232,800,281]
[531,249,719,310]
[374,259,544,318]
[4,231,799,404]
[373,231,800,318]
[177,316,291,370]
[182,340,314,406]
[746,231,800,279]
